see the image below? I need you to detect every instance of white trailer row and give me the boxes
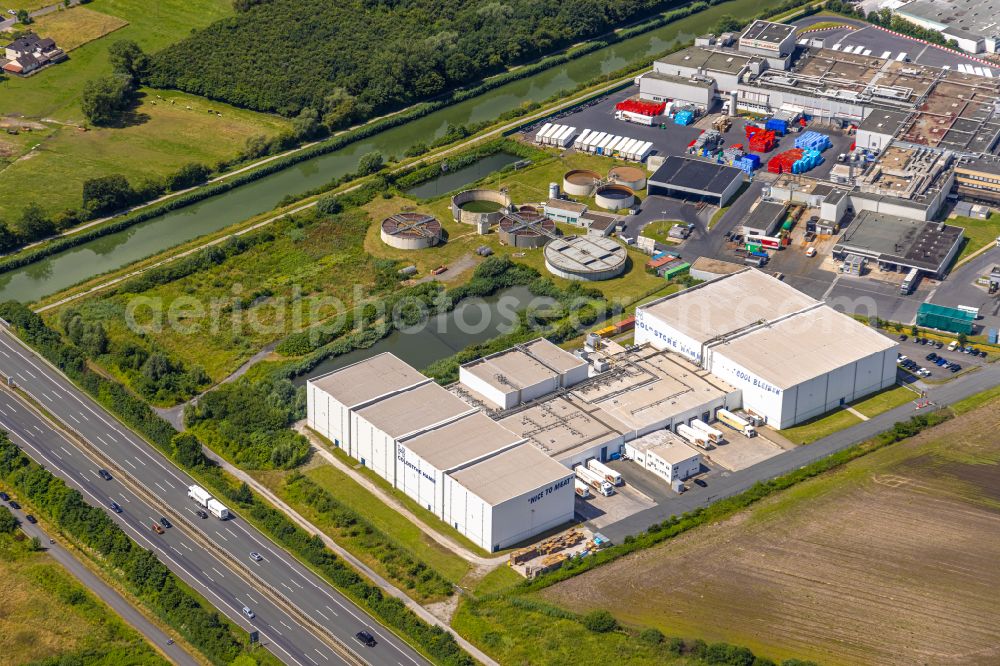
[534,123,578,148]
[587,458,623,486]
[676,423,710,449]
[575,465,614,496]
[574,129,653,162]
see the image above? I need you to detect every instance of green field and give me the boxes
[0,527,168,666]
[850,384,917,418]
[951,212,1000,262]
[0,0,290,218]
[779,407,862,445]
[640,220,684,244]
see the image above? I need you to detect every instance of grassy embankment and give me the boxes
[0,523,169,666]
[536,394,1000,666]
[950,212,1000,262]
[778,384,917,445]
[0,0,290,218]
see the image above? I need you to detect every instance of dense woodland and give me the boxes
[148,0,683,122]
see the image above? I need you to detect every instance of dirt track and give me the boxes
[542,403,1000,665]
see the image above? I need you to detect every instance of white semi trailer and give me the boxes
[691,419,725,444]
[717,408,757,437]
[575,465,614,496]
[206,498,230,520]
[574,480,592,499]
[676,423,709,449]
[587,459,623,486]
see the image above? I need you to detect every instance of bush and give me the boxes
[0,506,17,533]
[582,609,618,633]
[315,194,342,215]
[639,627,664,645]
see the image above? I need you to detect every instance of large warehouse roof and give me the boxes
[309,353,429,407]
[355,382,474,438]
[649,156,743,196]
[639,268,816,344]
[498,395,624,459]
[400,412,524,471]
[463,338,585,393]
[708,306,898,389]
[449,443,572,506]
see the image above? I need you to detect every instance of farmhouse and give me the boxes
[3,33,65,75]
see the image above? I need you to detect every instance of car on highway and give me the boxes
[9,500,20,509]
[242,606,255,620]
[196,509,208,519]
[250,552,263,562]
[355,631,377,647]
[98,469,113,481]
[0,491,8,501]
[25,514,37,524]
[159,517,171,529]
[110,501,122,513]
[152,522,165,534]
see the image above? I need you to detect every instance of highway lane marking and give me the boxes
[281,581,293,592]
[124,459,137,469]
[304,654,318,665]
[154,481,167,493]
[212,567,226,578]
[180,541,193,552]
[78,412,89,421]
[171,546,182,555]
[273,626,284,637]
[291,578,303,589]
[53,450,63,460]
[135,456,147,466]
[60,446,72,456]
[226,527,239,540]
[203,571,214,583]
[33,425,43,434]
[280,620,293,630]
[163,478,176,488]
[0,406,6,415]
[246,594,259,604]
[215,530,228,542]
[67,413,80,423]
[119,493,130,502]
[16,372,26,381]
[325,605,338,617]
[41,392,53,402]
[95,434,110,446]
[314,648,328,661]
[315,609,329,621]
[23,369,35,379]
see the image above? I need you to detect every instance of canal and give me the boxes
[1,0,769,304]
[295,285,552,384]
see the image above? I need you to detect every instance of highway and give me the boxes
[0,328,430,666]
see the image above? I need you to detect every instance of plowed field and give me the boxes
[542,402,1000,665]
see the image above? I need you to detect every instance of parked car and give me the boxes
[243,607,255,620]
[979,350,988,357]
[936,357,948,366]
[935,341,943,349]
[917,368,930,377]
[98,469,113,481]
[196,509,208,519]
[694,478,708,488]
[0,491,8,501]
[9,500,20,510]
[926,352,937,361]
[896,355,908,364]
[898,334,907,341]
[159,517,171,529]
[950,365,961,373]
[110,501,122,513]
[152,522,165,534]
[355,631,376,647]
[805,246,817,257]
[25,514,36,524]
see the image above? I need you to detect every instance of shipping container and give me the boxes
[534,123,553,143]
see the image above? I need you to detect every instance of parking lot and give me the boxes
[891,332,993,384]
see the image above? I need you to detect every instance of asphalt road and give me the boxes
[0,329,429,666]
[9,509,200,666]
[598,361,1000,542]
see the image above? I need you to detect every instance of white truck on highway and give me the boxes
[586,459,623,486]
[690,418,724,444]
[716,408,757,437]
[575,465,614,496]
[188,484,231,520]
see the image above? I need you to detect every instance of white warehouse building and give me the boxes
[306,353,575,551]
[634,269,899,429]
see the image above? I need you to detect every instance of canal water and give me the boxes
[1,0,767,304]
[295,285,552,384]
[404,151,522,199]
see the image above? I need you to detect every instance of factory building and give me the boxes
[740,200,787,238]
[624,430,702,483]
[634,269,899,429]
[306,353,575,551]
[895,0,1000,54]
[737,20,797,59]
[832,211,964,279]
[855,110,911,152]
[952,156,1000,204]
[647,156,744,206]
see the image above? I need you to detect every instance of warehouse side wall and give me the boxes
[489,475,575,551]
[395,445,443,514]
[352,415,397,484]
[441,476,492,551]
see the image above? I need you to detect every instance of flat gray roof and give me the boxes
[400,412,524,471]
[448,443,573,506]
[740,20,795,44]
[308,353,429,407]
[709,306,898,389]
[658,46,757,76]
[833,211,964,273]
[858,110,910,136]
[639,269,817,345]
[743,201,786,233]
[463,338,585,394]
[897,0,1000,38]
[643,71,716,89]
[355,382,474,439]
[649,156,743,196]
[628,429,701,465]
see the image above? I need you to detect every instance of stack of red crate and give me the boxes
[766,148,804,174]
[615,99,666,116]
[745,125,776,152]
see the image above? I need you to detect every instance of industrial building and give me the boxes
[544,235,628,281]
[952,156,1000,204]
[544,198,588,225]
[624,430,702,484]
[832,211,964,279]
[737,20,796,58]
[647,156,744,205]
[306,352,575,552]
[856,110,911,152]
[895,0,1000,54]
[741,200,787,238]
[634,269,899,429]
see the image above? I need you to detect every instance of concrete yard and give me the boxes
[574,481,655,530]
[704,432,786,472]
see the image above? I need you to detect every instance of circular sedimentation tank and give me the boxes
[608,166,647,191]
[450,189,511,226]
[594,183,636,211]
[380,212,442,250]
[498,210,557,249]
[562,169,602,196]
[544,235,628,281]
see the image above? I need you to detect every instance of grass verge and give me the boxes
[778,407,862,445]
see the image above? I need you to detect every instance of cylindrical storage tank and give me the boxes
[380,213,442,250]
[608,166,647,191]
[549,182,560,200]
[498,210,556,249]
[594,184,636,211]
[544,236,628,281]
[450,189,511,226]
[563,169,602,196]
